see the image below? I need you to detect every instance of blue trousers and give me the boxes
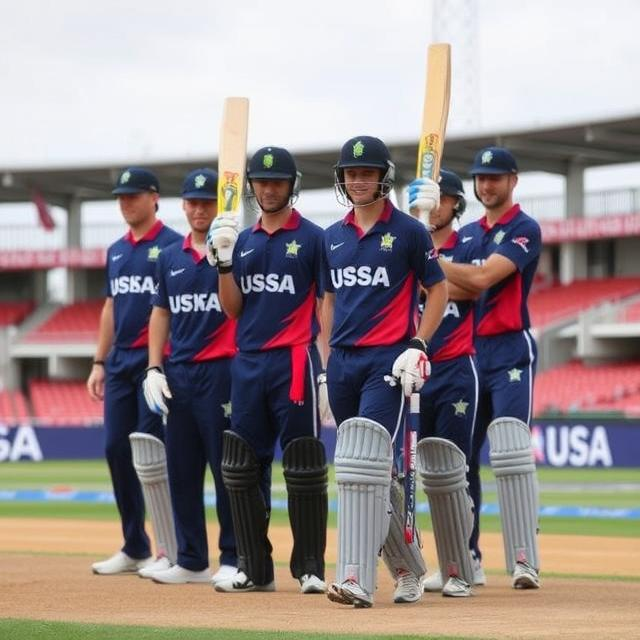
[104,347,164,559]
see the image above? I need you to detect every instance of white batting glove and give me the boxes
[206,214,239,269]
[317,372,334,425]
[391,338,431,396]
[143,367,172,417]
[407,178,440,220]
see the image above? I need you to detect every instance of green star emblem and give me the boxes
[481,150,493,165]
[222,401,232,418]
[286,239,302,257]
[494,229,506,245]
[147,245,161,261]
[353,140,364,158]
[452,399,469,417]
[194,174,207,189]
[120,170,131,184]
[380,232,396,251]
[508,368,522,382]
[263,153,274,169]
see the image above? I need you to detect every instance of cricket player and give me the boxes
[206,146,328,595]
[411,147,542,590]
[88,167,182,575]
[141,168,238,586]
[323,136,448,607]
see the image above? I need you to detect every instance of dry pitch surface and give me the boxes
[2,518,640,639]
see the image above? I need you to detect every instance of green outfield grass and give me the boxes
[0,620,485,640]
[0,461,638,537]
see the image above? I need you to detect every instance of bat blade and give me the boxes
[416,43,451,181]
[404,392,420,544]
[217,97,250,215]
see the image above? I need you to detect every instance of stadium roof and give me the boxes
[1,114,639,207]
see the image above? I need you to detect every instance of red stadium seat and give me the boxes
[24,300,103,343]
[0,301,35,327]
[28,379,103,426]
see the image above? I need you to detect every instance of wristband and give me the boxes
[217,264,233,274]
[145,365,164,374]
[93,360,105,367]
[408,337,428,353]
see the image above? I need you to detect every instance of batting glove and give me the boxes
[407,178,440,220]
[206,214,239,270]
[143,367,172,417]
[391,338,431,396]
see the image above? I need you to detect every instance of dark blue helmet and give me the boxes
[181,168,218,200]
[439,168,466,216]
[247,146,301,198]
[112,167,159,195]
[469,146,518,175]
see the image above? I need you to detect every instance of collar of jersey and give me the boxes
[479,204,521,232]
[440,230,458,250]
[125,219,164,245]
[252,209,301,235]
[182,233,206,263]
[342,199,393,237]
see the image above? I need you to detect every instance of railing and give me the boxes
[0,186,639,249]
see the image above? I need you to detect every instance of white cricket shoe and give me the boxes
[138,556,172,579]
[327,580,373,608]
[152,565,211,584]
[299,574,326,594]
[393,572,422,603]
[92,551,153,575]
[422,571,444,592]
[512,560,540,589]
[442,576,472,598]
[471,552,487,586]
[214,570,275,593]
[211,564,237,586]
[423,556,487,592]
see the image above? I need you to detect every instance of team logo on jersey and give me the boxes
[379,232,396,252]
[120,170,131,184]
[426,247,438,261]
[461,236,473,243]
[148,245,161,261]
[512,236,530,253]
[169,292,221,313]
[286,239,302,257]
[330,266,390,288]
[222,401,232,418]
[493,230,505,245]
[262,153,274,169]
[452,399,469,417]
[194,174,207,189]
[481,150,493,165]
[110,275,155,296]
[240,274,296,294]
[353,140,364,158]
[508,368,522,382]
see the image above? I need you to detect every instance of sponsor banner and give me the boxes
[0,248,106,270]
[540,213,640,244]
[1,420,639,468]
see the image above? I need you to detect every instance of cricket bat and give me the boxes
[404,392,420,543]
[217,97,250,215]
[416,43,451,181]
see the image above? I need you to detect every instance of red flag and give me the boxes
[31,189,55,231]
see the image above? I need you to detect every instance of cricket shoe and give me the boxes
[152,565,211,584]
[512,560,540,589]
[211,564,237,587]
[442,576,472,598]
[299,574,326,594]
[138,556,172,579]
[214,570,275,593]
[471,551,487,586]
[92,551,153,575]
[423,557,486,592]
[393,571,422,604]
[327,580,373,608]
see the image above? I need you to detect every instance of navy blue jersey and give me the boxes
[458,205,541,336]
[152,234,236,363]
[231,210,324,352]
[429,231,475,362]
[324,201,444,348]
[106,220,182,349]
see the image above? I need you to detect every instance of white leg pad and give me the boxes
[382,479,426,579]
[418,437,474,585]
[335,417,393,599]
[129,433,177,564]
[487,417,540,572]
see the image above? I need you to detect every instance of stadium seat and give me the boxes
[0,389,31,425]
[0,301,35,327]
[28,380,102,426]
[24,300,102,343]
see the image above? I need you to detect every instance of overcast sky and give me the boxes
[1,0,639,217]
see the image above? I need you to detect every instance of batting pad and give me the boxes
[129,433,177,563]
[417,437,474,585]
[382,478,426,579]
[487,417,540,572]
[335,417,393,598]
